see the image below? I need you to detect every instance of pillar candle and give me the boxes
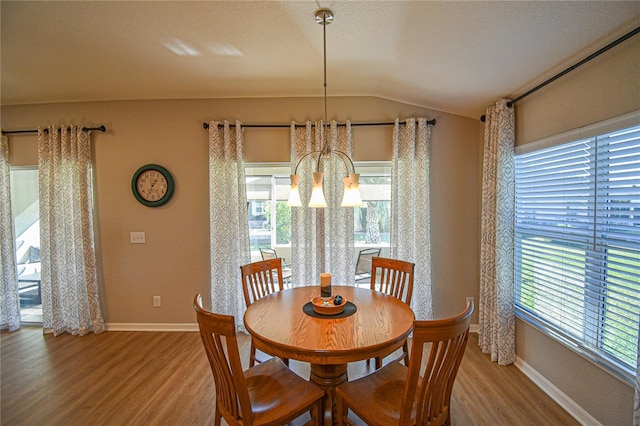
[320,272,332,298]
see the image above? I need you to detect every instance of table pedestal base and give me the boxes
[310,363,348,426]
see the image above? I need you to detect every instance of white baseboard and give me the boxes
[514,356,602,426]
[106,323,198,332]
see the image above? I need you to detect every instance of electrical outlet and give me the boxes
[153,296,161,307]
[130,232,146,244]
[466,297,474,305]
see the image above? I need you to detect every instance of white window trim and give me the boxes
[514,111,640,387]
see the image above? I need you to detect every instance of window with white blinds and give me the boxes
[515,123,640,379]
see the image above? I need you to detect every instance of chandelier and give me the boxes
[287,8,363,208]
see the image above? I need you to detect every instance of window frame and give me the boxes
[514,110,640,386]
[245,162,393,250]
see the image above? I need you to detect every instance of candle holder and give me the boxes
[320,273,332,306]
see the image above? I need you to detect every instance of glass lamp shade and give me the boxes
[309,172,327,208]
[287,174,302,207]
[341,173,364,207]
[341,177,354,206]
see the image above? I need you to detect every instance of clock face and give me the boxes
[132,164,174,207]
[136,170,168,202]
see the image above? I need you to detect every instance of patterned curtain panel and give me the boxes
[0,135,20,331]
[208,121,251,332]
[290,121,355,287]
[478,99,516,365]
[636,343,640,425]
[390,118,433,320]
[38,126,105,336]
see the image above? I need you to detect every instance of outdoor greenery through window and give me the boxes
[245,164,391,259]
[354,175,391,245]
[514,121,640,380]
[246,172,292,250]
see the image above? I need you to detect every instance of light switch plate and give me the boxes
[130,232,146,244]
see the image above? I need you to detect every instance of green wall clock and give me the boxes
[131,164,175,207]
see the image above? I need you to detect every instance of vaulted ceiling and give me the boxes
[2,1,639,119]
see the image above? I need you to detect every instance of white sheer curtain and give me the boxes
[38,125,104,336]
[290,121,355,287]
[0,134,20,331]
[478,99,516,365]
[390,118,433,320]
[208,120,251,332]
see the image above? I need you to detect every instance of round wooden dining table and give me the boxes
[244,285,415,425]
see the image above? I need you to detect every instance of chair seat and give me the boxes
[245,357,325,425]
[336,362,419,425]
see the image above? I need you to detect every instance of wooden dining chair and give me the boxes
[369,256,415,368]
[336,300,474,426]
[240,258,287,367]
[193,294,324,426]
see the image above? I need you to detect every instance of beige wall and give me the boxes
[514,34,640,425]
[2,96,483,325]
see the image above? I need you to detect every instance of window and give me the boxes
[245,163,391,259]
[514,121,640,381]
[354,167,391,246]
[246,173,291,247]
[10,167,43,320]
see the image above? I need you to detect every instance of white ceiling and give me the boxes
[2,1,639,119]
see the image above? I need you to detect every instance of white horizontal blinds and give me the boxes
[515,123,640,371]
[595,125,640,366]
[515,139,596,341]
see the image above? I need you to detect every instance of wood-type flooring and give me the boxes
[1,327,579,425]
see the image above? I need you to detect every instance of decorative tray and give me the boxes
[311,295,347,316]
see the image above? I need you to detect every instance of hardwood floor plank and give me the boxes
[1,327,578,425]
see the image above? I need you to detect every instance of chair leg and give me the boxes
[249,341,257,367]
[313,399,323,426]
[336,394,346,426]
[304,400,322,426]
[402,341,409,366]
[375,355,383,370]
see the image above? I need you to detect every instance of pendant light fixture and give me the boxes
[287,8,363,208]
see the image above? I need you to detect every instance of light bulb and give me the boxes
[341,173,363,207]
[309,172,327,208]
[287,174,302,207]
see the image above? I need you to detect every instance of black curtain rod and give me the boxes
[202,119,436,130]
[2,125,106,135]
[480,25,640,122]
